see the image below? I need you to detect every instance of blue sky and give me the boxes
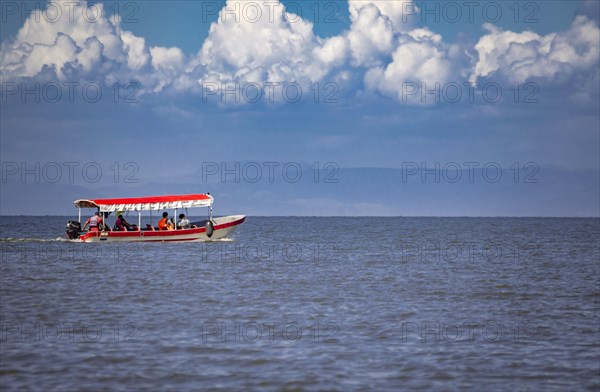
[1,1,599,216]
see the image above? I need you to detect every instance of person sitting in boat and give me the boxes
[178,214,191,229]
[158,212,175,231]
[83,211,103,232]
[114,213,132,231]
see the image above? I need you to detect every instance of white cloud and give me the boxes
[0,0,188,93]
[348,0,414,33]
[312,35,348,68]
[121,31,150,71]
[364,33,455,101]
[197,0,323,86]
[0,0,468,103]
[76,36,103,73]
[22,33,78,79]
[151,47,185,71]
[195,1,428,81]
[345,0,470,102]
[471,16,600,84]
[346,3,395,67]
[1,0,597,104]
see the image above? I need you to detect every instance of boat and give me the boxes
[65,193,245,243]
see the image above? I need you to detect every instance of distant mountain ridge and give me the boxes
[1,166,598,216]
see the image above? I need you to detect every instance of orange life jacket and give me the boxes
[158,218,168,230]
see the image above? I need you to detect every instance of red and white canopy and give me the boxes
[74,194,213,212]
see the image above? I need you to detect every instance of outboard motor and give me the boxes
[66,221,82,240]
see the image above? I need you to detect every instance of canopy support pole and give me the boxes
[78,208,81,223]
[174,208,177,230]
[138,211,141,229]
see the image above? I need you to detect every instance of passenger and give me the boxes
[158,212,175,231]
[115,213,132,231]
[178,214,191,229]
[83,211,103,232]
[158,212,168,230]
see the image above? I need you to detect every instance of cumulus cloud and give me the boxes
[0,0,467,103]
[345,1,468,101]
[1,1,121,79]
[470,16,600,84]
[196,0,420,83]
[348,0,414,33]
[0,0,188,93]
[1,0,597,104]
[195,0,460,102]
[120,31,150,71]
[364,30,457,101]
[346,3,395,67]
[197,0,321,85]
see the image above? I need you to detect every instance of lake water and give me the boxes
[1,216,599,391]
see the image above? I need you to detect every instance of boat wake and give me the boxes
[0,237,71,243]
[0,237,236,243]
[203,238,235,243]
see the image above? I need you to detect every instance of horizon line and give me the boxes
[0,215,598,219]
